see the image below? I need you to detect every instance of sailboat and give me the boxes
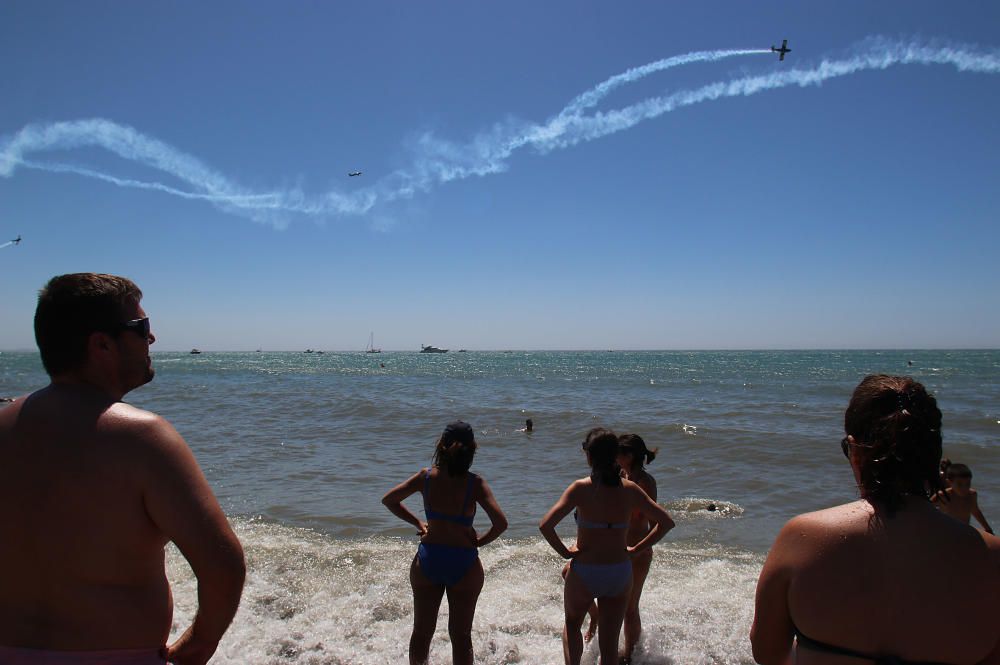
[365,332,382,354]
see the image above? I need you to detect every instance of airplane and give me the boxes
[11,235,20,245]
[348,171,363,177]
[771,39,791,61]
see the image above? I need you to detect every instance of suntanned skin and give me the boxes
[932,478,994,535]
[617,454,658,664]
[0,300,245,665]
[382,464,508,665]
[751,442,1000,665]
[539,466,674,665]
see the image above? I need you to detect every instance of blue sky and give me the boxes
[2,2,999,351]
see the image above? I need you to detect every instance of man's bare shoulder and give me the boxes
[0,396,26,426]
[100,401,162,427]
[97,402,186,456]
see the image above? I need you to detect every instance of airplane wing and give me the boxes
[779,52,785,61]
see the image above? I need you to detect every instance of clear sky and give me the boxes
[2,1,999,351]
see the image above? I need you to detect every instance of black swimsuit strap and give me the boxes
[796,630,950,665]
[797,631,879,661]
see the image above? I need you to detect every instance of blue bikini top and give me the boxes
[574,510,629,530]
[422,469,477,527]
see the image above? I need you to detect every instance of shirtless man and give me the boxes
[0,274,246,664]
[933,463,994,534]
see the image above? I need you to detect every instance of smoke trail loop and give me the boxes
[1,39,998,226]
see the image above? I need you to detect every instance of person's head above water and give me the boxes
[617,433,658,471]
[433,420,477,475]
[35,273,148,377]
[583,427,622,486]
[844,374,943,514]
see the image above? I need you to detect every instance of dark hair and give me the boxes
[584,427,622,487]
[945,463,972,480]
[433,421,477,475]
[34,273,143,376]
[844,374,943,515]
[618,433,658,470]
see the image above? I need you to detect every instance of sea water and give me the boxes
[2,350,997,663]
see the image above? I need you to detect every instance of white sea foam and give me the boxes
[167,519,762,663]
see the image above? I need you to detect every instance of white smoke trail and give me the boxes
[0,119,377,227]
[531,38,1000,152]
[558,48,771,118]
[1,38,997,226]
[0,241,14,250]
[19,159,282,205]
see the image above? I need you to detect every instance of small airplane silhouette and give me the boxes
[10,235,21,245]
[348,171,363,177]
[771,39,791,61]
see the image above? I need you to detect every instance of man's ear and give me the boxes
[87,330,116,357]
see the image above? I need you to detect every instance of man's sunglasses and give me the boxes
[120,317,151,338]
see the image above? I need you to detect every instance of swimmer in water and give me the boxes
[932,463,994,534]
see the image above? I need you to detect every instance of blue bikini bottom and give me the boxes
[417,542,479,587]
[571,558,633,599]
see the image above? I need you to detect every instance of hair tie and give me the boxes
[897,391,912,415]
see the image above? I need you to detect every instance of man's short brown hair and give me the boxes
[34,273,143,376]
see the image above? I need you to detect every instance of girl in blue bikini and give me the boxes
[540,428,674,665]
[382,421,508,665]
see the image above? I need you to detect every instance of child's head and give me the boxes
[945,463,973,495]
[617,433,658,471]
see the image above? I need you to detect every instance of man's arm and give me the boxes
[139,416,246,665]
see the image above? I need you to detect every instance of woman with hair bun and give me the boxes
[382,421,508,665]
[540,428,674,665]
[751,375,1000,665]
[616,433,659,663]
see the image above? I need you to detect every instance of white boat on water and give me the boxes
[366,332,381,354]
[420,344,448,353]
